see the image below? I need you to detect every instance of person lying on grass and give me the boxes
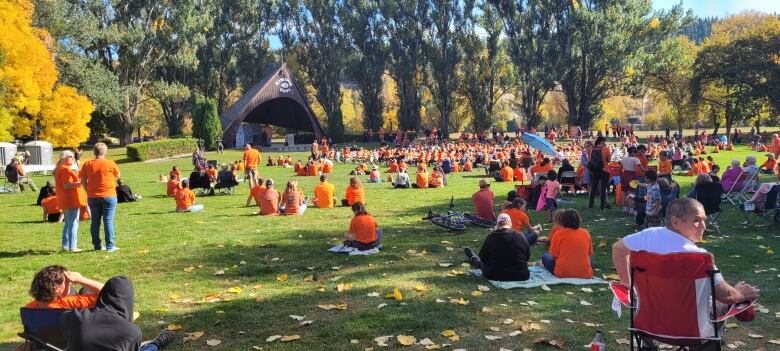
[464,213,532,282]
[174,179,203,213]
[612,198,760,306]
[540,209,594,279]
[343,202,383,251]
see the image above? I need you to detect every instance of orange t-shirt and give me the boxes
[206,168,218,180]
[243,148,261,169]
[548,227,594,278]
[416,172,429,188]
[282,190,303,215]
[464,162,473,171]
[167,179,180,196]
[513,167,525,181]
[548,224,562,241]
[175,188,196,210]
[25,294,98,309]
[307,163,319,176]
[249,185,266,205]
[260,188,280,215]
[314,182,335,208]
[54,164,86,210]
[500,166,514,182]
[658,159,672,175]
[429,172,443,187]
[42,196,61,214]
[601,147,612,171]
[349,214,378,244]
[345,186,365,205]
[500,208,530,232]
[80,159,120,198]
[322,163,333,173]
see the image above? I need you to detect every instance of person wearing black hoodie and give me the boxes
[463,213,535,281]
[60,276,175,351]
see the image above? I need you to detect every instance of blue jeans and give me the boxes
[88,197,117,250]
[523,231,538,246]
[61,208,80,250]
[140,344,159,351]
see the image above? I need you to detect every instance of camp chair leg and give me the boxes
[18,332,66,351]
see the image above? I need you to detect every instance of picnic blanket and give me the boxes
[470,266,608,289]
[327,245,380,256]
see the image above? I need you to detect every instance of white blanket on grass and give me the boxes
[470,266,608,289]
[327,245,380,256]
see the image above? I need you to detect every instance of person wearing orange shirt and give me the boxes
[500,198,541,241]
[80,143,121,252]
[267,156,275,166]
[413,164,429,188]
[342,176,366,206]
[464,160,473,172]
[242,144,261,182]
[687,159,703,176]
[55,151,87,252]
[499,162,514,182]
[280,180,306,215]
[5,158,38,191]
[471,179,497,221]
[259,179,280,215]
[169,166,182,182]
[540,209,594,278]
[246,176,266,207]
[175,179,203,212]
[206,164,218,182]
[307,160,320,176]
[513,166,526,182]
[167,173,181,197]
[313,175,337,208]
[343,202,383,251]
[25,265,103,310]
[321,158,334,173]
[760,154,777,174]
[657,153,673,180]
[388,160,399,173]
[429,167,444,188]
[41,188,63,223]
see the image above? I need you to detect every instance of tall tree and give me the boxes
[341,0,387,132]
[492,0,554,130]
[459,0,515,132]
[425,0,465,138]
[288,0,349,142]
[381,0,430,131]
[645,36,698,135]
[546,0,687,130]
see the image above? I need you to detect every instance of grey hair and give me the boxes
[730,159,740,168]
[745,155,756,165]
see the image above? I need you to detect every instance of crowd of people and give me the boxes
[12,129,780,350]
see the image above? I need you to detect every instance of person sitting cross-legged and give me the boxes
[540,209,594,278]
[41,188,63,223]
[312,174,337,208]
[343,202,383,251]
[464,214,532,281]
[174,179,203,213]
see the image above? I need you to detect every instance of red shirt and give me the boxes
[471,188,496,221]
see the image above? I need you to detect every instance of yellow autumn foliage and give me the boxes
[0,0,94,146]
[39,85,94,148]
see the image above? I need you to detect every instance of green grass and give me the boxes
[0,145,778,350]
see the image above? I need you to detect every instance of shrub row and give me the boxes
[127,138,198,161]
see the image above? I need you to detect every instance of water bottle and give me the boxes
[591,330,606,351]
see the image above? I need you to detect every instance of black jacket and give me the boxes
[479,228,531,281]
[61,276,142,351]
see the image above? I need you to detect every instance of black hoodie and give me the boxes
[479,228,531,281]
[61,276,142,351]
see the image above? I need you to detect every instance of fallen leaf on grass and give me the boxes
[183,267,195,272]
[615,338,630,345]
[374,335,393,346]
[276,274,288,282]
[397,335,417,345]
[534,337,565,348]
[441,330,459,341]
[481,306,495,313]
[303,275,314,282]
[438,262,453,267]
[167,324,182,331]
[768,339,780,344]
[580,300,593,306]
[509,330,522,336]
[540,284,551,291]
[337,282,353,292]
[477,285,491,292]
[386,288,404,301]
[471,291,483,297]
[580,288,593,293]
[501,318,514,325]
[289,315,306,321]
[521,323,542,331]
[367,292,380,297]
[489,327,500,332]
[299,320,314,326]
[266,335,282,342]
[183,331,204,342]
[155,307,170,313]
[484,335,502,340]
[317,304,348,310]
[212,270,225,276]
[281,335,300,342]
[746,333,763,338]
[449,298,469,305]
[206,339,221,346]
[414,285,428,292]
[227,286,243,294]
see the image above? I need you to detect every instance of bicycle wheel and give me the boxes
[430,216,467,231]
[463,213,495,228]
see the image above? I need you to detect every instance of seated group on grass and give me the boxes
[17,265,175,351]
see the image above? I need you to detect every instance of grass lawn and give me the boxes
[0,144,777,350]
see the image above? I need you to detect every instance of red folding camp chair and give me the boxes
[609,251,732,350]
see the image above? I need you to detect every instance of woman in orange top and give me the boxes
[169,166,181,181]
[540,209,594,278]
[413,164,429,188]
[55,150,86,251]
[429,167,444,188]
[342,176,365,206]
[343,202,383,251]
[175,179,203,212]
[80,143,121,252]
[281,180,306,215]
[41,188,63,222]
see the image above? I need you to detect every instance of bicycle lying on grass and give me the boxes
[422,197,496,231]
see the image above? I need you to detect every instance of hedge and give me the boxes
[127,138,199,161]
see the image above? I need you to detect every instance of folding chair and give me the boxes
[740,184,780,226]
[559,171,578,197]
[3,169,20,193]
[695,182,724,234]
[614,251,725,350]
[723,172,757,207]
[214,171,238,195]
[18,308,69,351]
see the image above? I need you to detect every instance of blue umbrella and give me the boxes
[521,132,557,156]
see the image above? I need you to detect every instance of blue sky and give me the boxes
[652,0,780,18]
